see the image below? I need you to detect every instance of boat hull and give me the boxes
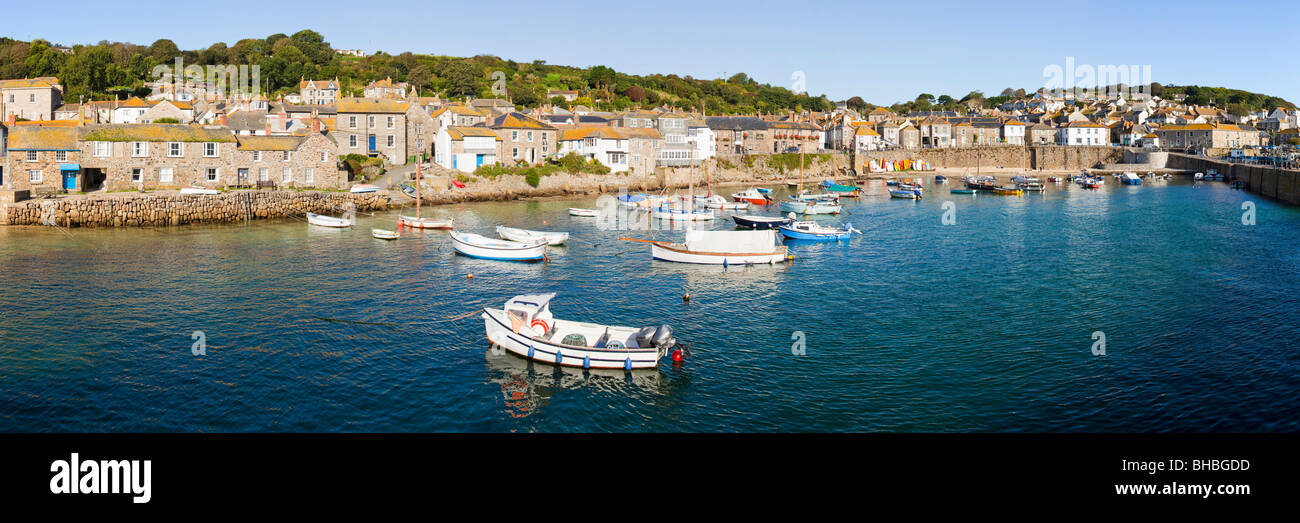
[399,215,453,229]
[451,232,547,261]
[779,200,841,214]
[306,213,352,228]
[569,208,599,217]
[778,227,851,241]
[732,215,793,229]
[650,243,787,265]
[483,309,662,369]
[497,226,568,246]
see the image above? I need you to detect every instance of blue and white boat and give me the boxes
[1118,172,1143,185]
[778,221,859,241]
[779,198,842,214]
[934,175,947,184]
[617,193,648,208]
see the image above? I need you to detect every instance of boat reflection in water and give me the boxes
[484,346,661,419]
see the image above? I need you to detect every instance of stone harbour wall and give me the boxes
[1167,153,1299,205]
[1,190,391,227]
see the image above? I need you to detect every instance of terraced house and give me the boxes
[434,126,501,173]
[4,126,81,192]
[491,112,556,165]
[556,127,629,173]
[336,97,433,164]
[0,77,63,121]
[299,78,340,105]
[231,131,342,189]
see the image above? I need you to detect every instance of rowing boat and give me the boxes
[732,214,794,229]
[778,221,858,241]
[398,215,453,229]
[569,208,599,217]
[623,230,788,265]
[349,184,379,193]
[371,228,400,240]
[450,231,547,261]
[496,225,569,246]
[306,212,352,228]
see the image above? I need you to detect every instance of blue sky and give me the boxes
[6,0,1298,105]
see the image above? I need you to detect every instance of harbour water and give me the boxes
[2,178,1298,432]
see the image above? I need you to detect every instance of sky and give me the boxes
[6,0,1298,105]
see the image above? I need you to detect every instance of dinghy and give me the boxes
[349,184,379,193]
[398,184,418,198]
[496,225,569,246]
[569,208,599,217]
[950,188,977,195]
[372,229,400,240]
[889,189,920,199]
[779,198,842,214]
[1118,172,1143,185]
[450,231,547,261]
[651,204,715,221]
[622,230,789,265]
[482,293,688,370]
[778,221,859,241]
[179,186,219,195]
[756,187,773,194]
[398,215,453,229]
[822,180,861,196]
[705,195,749,210]
[732,214,794,229]
[306,212,352,228]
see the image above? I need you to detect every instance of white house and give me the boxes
[1058,121,1108,146]
[686,120,716,161]
[557,127,630,173]
[1001,119,1026,144]
[435,126,501,173]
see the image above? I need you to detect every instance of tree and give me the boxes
[148,39,180,62]
[586,65,616,91]
[24,40,64,77]
[1001,87,1015,97]
[406,63,432,94]
[442,59,480,97]
[198,42,228,65]
[846,96,867,112]
[626,84,646,103]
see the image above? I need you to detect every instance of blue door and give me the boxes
[63,171,76,190]
[476,154,485,167]
[368,135,376,152]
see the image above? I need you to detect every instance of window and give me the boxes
[415,123,423,134]
[56,151,67,162]
[305,168,314,184]
[93,141,110,157]
[206,168,218,182]
[26,151,37,162]
[511,130,518,141]
[167,142,183,157]
[130,168,142,182]
[349,116,357,129]
[253,151,262,162]
[367,115,375,128]
[29,94,35,102]
[386,135,394,148]
[28,170,41,183]
[386,116,394,129]
[527,131,534,142]
[283,151,291,162]
[203,143,218,157]
[159,167,174,183]
[512,147,519,158]
[320,151,327,162]
[258,168,268,182]
[349,135,357,148]
[282,168,292,183]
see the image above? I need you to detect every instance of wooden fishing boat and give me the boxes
[450,231,547,261]
[622,230,789,265]
[306,212,352,228]
[704,195,749,210]
[993,186,1023,195]
[482,293,687,370]
[398,215,453,229]
[778,221,858,241]
[398,184,418,198]
[349,184,379,193]
[731,188,770,206]
[732,214,794,229]
[569,208,599,217]
[179,186,219,195]
[371,228,400,240]
[496,225,569,246]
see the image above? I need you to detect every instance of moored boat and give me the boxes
[349,184,379,193]
[651,204,715,221]
[993,186,1023,195]
[179,186,219,195]
[778,220,859,241]
[890,189,920,199]
[822,180,861,196]
[950,188,977,195]
[371,228,400,240]
[779,198,842,214]
[569,208,600,217]
[732,214,794,229]
[398,215,453,229]
[496,225,569,246]
[731,188,771,206]
[450,231,547,261]
[1118,172,1143,185]
[704,194,750,210]
[306,212,352,228]
[482,293,687,370]
[934,175,947,184]
[624,229,789,265]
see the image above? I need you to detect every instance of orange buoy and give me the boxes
[467,273,474,280]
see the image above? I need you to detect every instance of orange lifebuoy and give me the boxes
[530,319,549,333]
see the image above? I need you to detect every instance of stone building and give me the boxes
[336,97,410,164]
[0,77,63,121]
[491,112,557,165]
[299,78,340,105]
[231,131,343,189]
[434,126,502,173]
[4,125,81,192]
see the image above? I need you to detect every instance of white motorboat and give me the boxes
[569,208,599,217]
[349,184,380,193]
[372,229,400,240]
[731,188,770,206]
[623,229,788,265]
[704,195,749,210]
[450,231,547,261]
[652,205,715,221]
[306,212,352,228]
[496,225,569,246]
[482,293,686,370]
[398,215,453,229]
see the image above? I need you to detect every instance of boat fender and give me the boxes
[528,345,535,359]
[583,356,591,369]
[555,351,563,364]
[530,318,549,334]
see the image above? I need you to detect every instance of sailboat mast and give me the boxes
[415,156,422,218]
[799,139,804,194]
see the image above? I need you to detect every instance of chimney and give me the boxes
[219,112,227,127]
[6,114,14,127]
[310,109,320,133]
[265,115,272,135]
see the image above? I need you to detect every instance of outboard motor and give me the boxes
[634,326,658,348]
[651,324,675,349]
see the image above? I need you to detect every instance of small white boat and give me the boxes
[350,184,380,193]
[569,208,599,217]
[398,215,453,229]
[704,195,749,210]
[625,230,788,265]
[482,293,686,370]
[450,231,547,261]
[179,186,219,195]
[372,228,400,240]
[497,225,569,246]
[306,212,352,228]
[652,205,715,221]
